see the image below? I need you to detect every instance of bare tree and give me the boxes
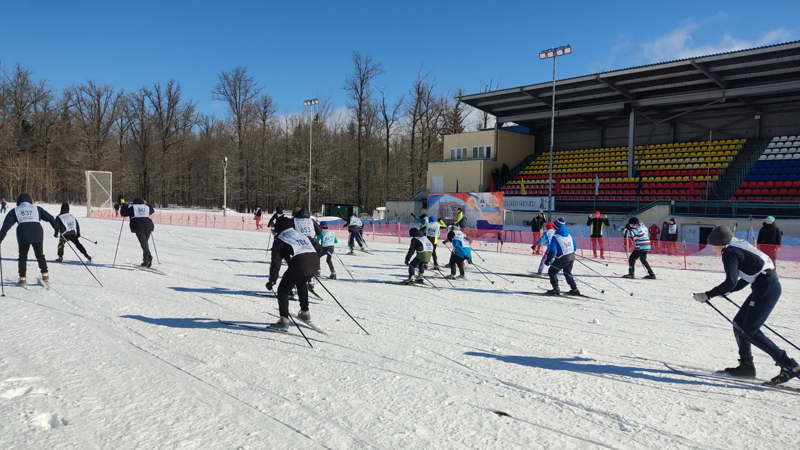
[378,86,403,200]
[477,77,502,129]
[66,80,123,170]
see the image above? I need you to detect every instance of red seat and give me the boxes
[756,181,766,188]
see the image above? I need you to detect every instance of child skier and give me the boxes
[424,215,444,270]
[533,222,555,275]
[316,222,338,279]
[444,225,472,279]
[618,217,656,279]
[119,198,155,267]
[54,203,92,263]
[544,218,580,296]
[693,225,800,386]
[266,217,322,331]
[342,213,365,254]
[0,193,58,285]
[403,228,433,284]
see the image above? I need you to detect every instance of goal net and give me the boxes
[86,171,113,217]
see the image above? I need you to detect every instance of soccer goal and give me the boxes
[86,171,113,217]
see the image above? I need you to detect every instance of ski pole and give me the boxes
[721,294,800,353]
[424,273,442,291]
[577,254,609,267]
[265,232,272,258]
[470,246,486,262]
[575,258,633,296]
[314,277,370,335]
[61,233,103,287]
[574,276,604,294]
[472,263,515,284]
[151,233,160,264]
[434,267,455,288]
[0,243,5,297]
[270,288,312,348]
[80,236,98,245]
[112,217,126,267]
[333,251,357,282]
[703,299,796,377]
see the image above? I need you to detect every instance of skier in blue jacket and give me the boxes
[444,226,472,279]
[544,218,580,295]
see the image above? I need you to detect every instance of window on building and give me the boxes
[450,147,467,160]
[471,145,493,159]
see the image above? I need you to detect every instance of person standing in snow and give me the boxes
[403,227,433,284]
[454,207,467,229]
[254,205,263,230]
[756,216,782,268]
[54,203,92,263]
[443,225,472,280]
[692,225,800,386]
[648,222,660,254]
[544,218,580,296]
[533,222,555,275]
[587,211,609,259]
[2,197,9,213]
[424,215,444,270]
[120,198,155,267]
[266,216,322,331]
[531,210,546,254]
[316,222,338,279]
[0,194,58,285]
[618,217,655,279]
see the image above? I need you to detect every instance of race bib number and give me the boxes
[278,229,315,256]
[416,237,434,252]
[15,204,39,224]
[351,217,363,227]
[669,224,677,234]
[321,231,336,247]
[58,213,78,233]
[555,234,575,255]
[294,218,315,237]
[425,223,439,237]
[133,204,150,218]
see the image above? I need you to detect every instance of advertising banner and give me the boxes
[503,196,553,212]
[427,192,504,230]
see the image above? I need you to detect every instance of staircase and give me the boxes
[498,153,537,189]
[712,138,766,200]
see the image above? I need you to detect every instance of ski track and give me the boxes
[2,206,800,449]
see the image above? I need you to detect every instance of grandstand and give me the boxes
[731,136,800,201]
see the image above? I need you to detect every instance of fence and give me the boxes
[91,209,800,278]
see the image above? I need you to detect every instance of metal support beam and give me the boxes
[628,106,636,178]
[596,76,638,100]
[690,60,726,89]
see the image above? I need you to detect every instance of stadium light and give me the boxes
[539,44,572,219]
[223,156,228,217]
[304,98,319,213]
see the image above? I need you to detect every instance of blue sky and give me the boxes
[1,1,797,119]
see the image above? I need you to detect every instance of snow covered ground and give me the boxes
[2,205,800,449]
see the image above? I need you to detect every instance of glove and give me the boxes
[545,259,551,266]
[54,232,58,238]
[266,281,275,290]
[404,261,409,266]
[693,292,709,303]
[467,258,473,265]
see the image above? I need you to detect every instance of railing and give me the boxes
[724,137,771,199]
[670,200,800,217]
[498,153,537,189]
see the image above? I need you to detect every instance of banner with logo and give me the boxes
[502,196,553,212]
[427,192,504,230]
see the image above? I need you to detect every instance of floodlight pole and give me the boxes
[223,156,228,217]
[540,45,571,220]
[304,98,319,213]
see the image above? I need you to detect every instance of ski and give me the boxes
[248,291,320,304]
[294,317,328,335]
[131,264,167,276]
[500,273,548,279]
[663,363,800,395]
[307,287,324,300]
[387,280,435,289]
[218,319,292,334]
[530,291,602,301]
[40,278,51,290]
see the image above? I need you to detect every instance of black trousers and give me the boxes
[427,236,439,266]
[277,265,315,318]
[320,246,335,272]
[58,235,87,258]
[732,270,789,364]
[408,258,426,277]
[19,241,48,277]
[628,250,654,276]
[448,254,466,276]
[134,230,152,262]
[548,258,578,291]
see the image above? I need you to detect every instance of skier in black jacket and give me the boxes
[54,203,91,263]
[531,211,546,254]
[267,206,283,230]
[0,193,58,285]
[693,225,800,386]
[266,216,322,331]
[293,207,323,238]
[120,198,155,267]
[403,227,432,284]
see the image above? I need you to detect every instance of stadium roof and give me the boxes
[460,40,800,131]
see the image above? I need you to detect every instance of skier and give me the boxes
[424,215,444,270]
[342,213,365,254]
[254,205,263,230]
[692,225,800,386]
[1,197,8,213]
[267,206,283,229]
[265,216,322,331]
[293,207,322,238]
[120,198,155,267]
[533,222,556,275]
[587,211,609,259]
[544,218,580,296]
[316,221,338,279]
[443,225,472,280]
[618,217,655,279]
[54,203,92,263]
[0,194,58,285]
[403,227,433,284]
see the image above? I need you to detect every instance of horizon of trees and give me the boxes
[0,53,498,213]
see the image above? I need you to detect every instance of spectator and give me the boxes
[757,216,782,268]
[649,222,660,253]
[490,168,500,192]
[659,221,669,255]
[1,197,7,213]
[531,210,547,254]
[113,201,120,217]
[587,211,609,259]
[500,163,510,181]
[666,218,678,241]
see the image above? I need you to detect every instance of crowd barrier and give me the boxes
[90,209,800,279]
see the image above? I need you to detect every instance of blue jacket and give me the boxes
[452,237,472,260]
[547,226,577,261]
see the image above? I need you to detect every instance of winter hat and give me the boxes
[16,193,33,205]
[554,217,566,228]
[409,227,422,238]
[274,216,294,234]
[595,211,601,217]
[60,203,70,213]
[766,216,775,223]
[707,225,734,246]
[320,221,328,229]
[292,207,302,216]
[628,217,639,225]
[545,222,554,230]
[429,216,436,223]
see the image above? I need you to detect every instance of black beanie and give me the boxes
[707,225,734,246]
[409,227,421,238]
[274,216,294,234]
[628,217,639,225]
[60,203,70,213]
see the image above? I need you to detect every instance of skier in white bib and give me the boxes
[54,203,92,263]
[0,193,58,285]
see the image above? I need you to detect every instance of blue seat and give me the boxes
[779,174,788,180]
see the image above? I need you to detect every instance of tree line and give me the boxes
[0,52,491,213]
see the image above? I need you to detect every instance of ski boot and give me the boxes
[444,274,456,280]
[415,274,425,284]
[433,264,441,271]
[17,277,27,286]
[347,248,355,255]
[296,310,312,323]
[768,358,800,385]
[86,255,92,263]
[401,275,416,284]
[545,288,561,296]
[42,273,49,282]
[643,273,656,280]
[316,270,321,277]
[268,317,290,331]
[55,256,63,263]
[329,272,337,280]
[621,272,635,279]
[720,360,756,378]
[568,289,581,296]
